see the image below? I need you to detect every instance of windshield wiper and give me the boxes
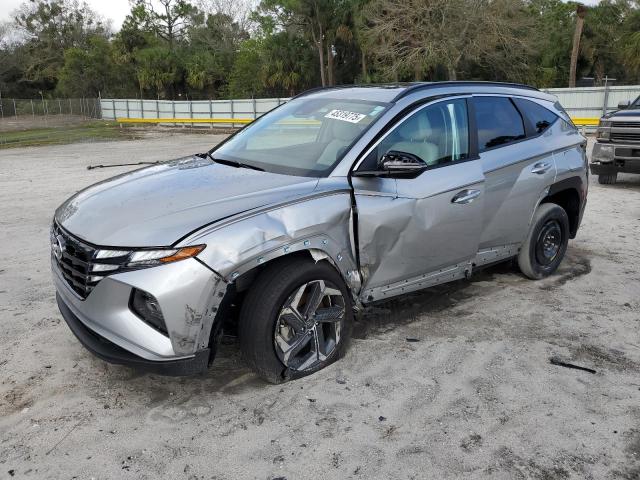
[211,156,264,172]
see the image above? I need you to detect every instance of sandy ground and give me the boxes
[0,134,639,480]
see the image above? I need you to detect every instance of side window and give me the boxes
[474,97,525,152]
[513,98,558,135]
[373,98,469,168]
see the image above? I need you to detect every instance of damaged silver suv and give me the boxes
[52,82,588,382]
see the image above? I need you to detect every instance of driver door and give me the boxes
[352,98,486,301]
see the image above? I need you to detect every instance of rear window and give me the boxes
[513,98,558,135]
[474,97,526,152]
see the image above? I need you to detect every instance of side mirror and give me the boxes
[618,100,631,110]
[379,150,427,174]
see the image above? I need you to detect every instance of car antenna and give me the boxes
[86,161,161,170]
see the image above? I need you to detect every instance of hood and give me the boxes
[56,156,319,247]
[604,108,640,119]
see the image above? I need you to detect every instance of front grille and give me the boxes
[52,224,101,299]
[611,122,640,129]
[611,131,640,144]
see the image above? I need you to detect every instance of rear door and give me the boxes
[472,96,557,252]
[353,97,485,302]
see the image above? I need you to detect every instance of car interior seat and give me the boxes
[317,120,364,166]
[384,113,439,165]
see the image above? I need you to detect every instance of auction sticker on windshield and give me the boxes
[325,109,367,123]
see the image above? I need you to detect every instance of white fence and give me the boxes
[100,98,288,127]
[542,85,640,118]
[101,85,640,128]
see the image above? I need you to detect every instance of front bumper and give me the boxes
[590,142,640,175]
[53,255,228,374]
[57,293,210,375]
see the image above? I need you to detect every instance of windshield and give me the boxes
[212,97,389,177]
[633,96,640,107]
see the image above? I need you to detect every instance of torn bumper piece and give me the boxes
[57,293,210,376]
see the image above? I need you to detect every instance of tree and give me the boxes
[363,0,533,82]
[622,31,640,81]
[257,0,356,87]
[569,4,587,87]
[260,31,316,95]
[57,35,115,96]
[185,12,248,95]
[12,0,109,93]
[527,0,575,87]
[228,38,265,97]
[128,0,200,48]
[135,45,181,97]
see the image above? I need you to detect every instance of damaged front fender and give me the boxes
[183,191,361,296]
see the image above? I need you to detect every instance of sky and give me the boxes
[0,0,603,31]
[0,0,132,29]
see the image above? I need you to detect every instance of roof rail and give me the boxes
[393,81,539,101]
[290,81,540,101]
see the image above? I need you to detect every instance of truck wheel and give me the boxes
[238,257,353,383]
[518,203,569,280]
[597,173,617,185]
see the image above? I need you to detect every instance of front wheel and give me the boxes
[518,203,570,280]
[238,257,353,383]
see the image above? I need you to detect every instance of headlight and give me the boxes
[597,119,612,140]
[592,143,614,162]
[93,245,206,270]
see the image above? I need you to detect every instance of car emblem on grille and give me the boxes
[52,234,66,261]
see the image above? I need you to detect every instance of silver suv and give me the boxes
[52,82,588,382]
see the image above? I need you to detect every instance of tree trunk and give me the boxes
[361,50,368,82]
[447,64,457,81]
[313,21,327,87]
[317,40,326,86]
[569,5,587,88]
[327,43,335,86]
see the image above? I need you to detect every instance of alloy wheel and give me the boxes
[274,280,345,371]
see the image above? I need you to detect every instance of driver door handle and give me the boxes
[451,189,481,204]
[531,162,552,174]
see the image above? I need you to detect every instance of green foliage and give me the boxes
[57,36,124,97]
[135,45,181,96]
[11,0,109,94]
[228,39,265,98]
[2,0,640,100]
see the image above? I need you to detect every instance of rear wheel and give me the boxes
[597,173,617,185]
[238,257,353,383]
[518,203,569,280]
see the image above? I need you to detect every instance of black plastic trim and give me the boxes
[545,176,586,239]
[548,176,584,198]
[57,293,210,376]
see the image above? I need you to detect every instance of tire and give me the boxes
[597,173,617,185]
[238,257,353,383]
[518,203,570,280]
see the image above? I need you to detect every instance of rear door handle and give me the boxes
[531,162,552,174]
[451,189,481,204]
